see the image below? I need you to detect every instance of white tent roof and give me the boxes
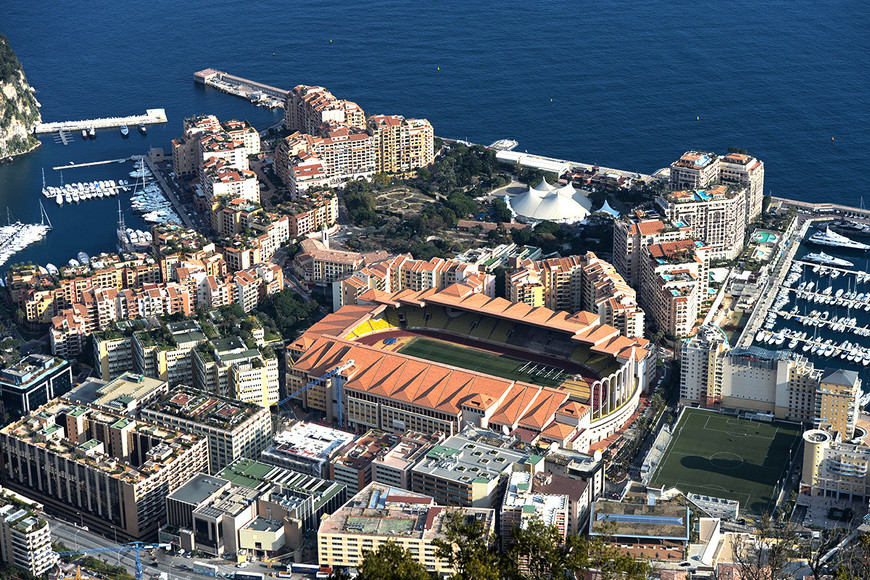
[510,181,590,223]
[598,200,621,217]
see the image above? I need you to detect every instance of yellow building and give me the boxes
[802,429,870,500]
[817,368,861,439]
[318,482,494,575]
[368,115,435,174]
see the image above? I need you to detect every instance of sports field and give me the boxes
[649,409,802,516]
[397,337,565,388]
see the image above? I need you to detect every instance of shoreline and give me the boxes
[0,138,42,165]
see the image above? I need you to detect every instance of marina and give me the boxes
[33,108,167,135]
[0,203,53,268]
[52,157,136,171]
[747,223,870,400]
[127,159,183,226]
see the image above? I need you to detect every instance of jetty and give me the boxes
[34,109,167,135]
[194,69,286,108]
[52,157,133,171]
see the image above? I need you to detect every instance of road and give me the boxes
[49,514,292,580]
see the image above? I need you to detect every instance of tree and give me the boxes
[731,514,797,580]
[433,511,503,580]
[650,392,666,412]
[492,198,512,223]
[835,532,870,579]
[354,542,430,580]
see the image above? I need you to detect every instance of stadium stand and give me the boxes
[425,307,449,329]
[403,307,425,329]
[469,316,497,341]
[489,320,514,343]
[571,346,592,364]
[444,313,477,336]
[386,309,400,327]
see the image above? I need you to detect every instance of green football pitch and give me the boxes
[649,408,802,516]
[397,337,565,388]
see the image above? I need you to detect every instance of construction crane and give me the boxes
[277,360,355,427]
[55,542,171,580]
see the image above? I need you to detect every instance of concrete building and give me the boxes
[669,150,765,222]
[275,127,375,189]
[589,501,691,564]
[500,471,568,550]
[284,85,366,135]
[817,369,862,439]
[371,431,444,491]
[0,400,209,541]
[0,488,56,576]
[192,335,280,407]
[802,429,870,500]
[66,371,170,416]
[293,235,390,285]
[92,328,134,380]
[612,214,694,288]
[132,321,207,386]
[639,239,710,337]
[317,482,495,576]
[329,430,400,495]
[680,325,730,407]
[142,387,273,474]
[656,185,746,260]
[261,421,358,479]
[0,354,72,419]
[368,115,435,174]
[410,433,543,509]
[201,157,259,203]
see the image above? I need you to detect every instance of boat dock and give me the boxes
[194,69,287,108]
[33,109,167,135]
[52,157,134,171]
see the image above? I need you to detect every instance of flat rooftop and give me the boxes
[503,472,567,527]
[272,421,357,461]
[589,501,690,541]
[146,386,265,430]
[320,482,493,541]
[412,434,538,485]
[217,458,345,511]
[167,473,230,506]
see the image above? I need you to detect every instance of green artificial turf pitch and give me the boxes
[649,408,802,516]
[397,337,564,388]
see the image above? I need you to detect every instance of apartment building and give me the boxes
[201,157,259,203]
[581,254,644,338]
[49,305,88,358]
[172,115,223,177]
[656,185,747,260]
[132,321,207,386]
[802,429,870,500]
[71,371,170,416]
[639,240,710,337]
[680,325,730,407]
[142,387,272,474]
[0,489,55,576]
[261,421,359,479]
[92,327,135,380]
[284,85,366,135]
[198,133,248,183]
[0,400,209,541]
[371,431,444,491]
[817,369,861,439]
[670,150,765,221]
[500,471,568,550]
[221,119,260,157]
[294,235,390,284]
[192,333,279,406]
[368,115,435,174]
[612,214,694,288]
[0,354,72,419]
[410,433,543,509]
[276,127,376,188]
[318,482,495,576]
[284,152,331,197]
[283,191,339,237]
[329,430,400,495]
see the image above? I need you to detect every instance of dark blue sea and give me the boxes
[1,0,868,270]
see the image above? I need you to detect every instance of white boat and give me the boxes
[88,127,95,138]
[81,129,87,139]
[809,227,870,251]
[803,252,855,268]
[120,124,129,137]
[56,192,63,205]
[77,252,89,264]
[68,259,80,267]
[45,263,58,275]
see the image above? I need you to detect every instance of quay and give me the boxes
[34,109,167,135]
[140,155,197,230]
[194,69,286,108]
[52,157,133,171]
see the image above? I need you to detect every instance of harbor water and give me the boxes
[1,0,868,271]
[751,227,870,397]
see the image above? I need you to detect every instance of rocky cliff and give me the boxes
[0,34,41,160]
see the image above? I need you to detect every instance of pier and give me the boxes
[52,157,134,171]
[34,109,167,135]
[194,69,287,108]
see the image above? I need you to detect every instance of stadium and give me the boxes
[287,282,653,452]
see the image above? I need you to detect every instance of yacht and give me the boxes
[809,227,870,250]
[120,124,129,137]
[81,129,88,139]
[803,252,854,268]
[139,124,147,134]
[88,127,95,138]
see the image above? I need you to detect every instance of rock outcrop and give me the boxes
[0,34,41,160]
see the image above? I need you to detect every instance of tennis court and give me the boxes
[649,408,801,516]
[398,336,565,388]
